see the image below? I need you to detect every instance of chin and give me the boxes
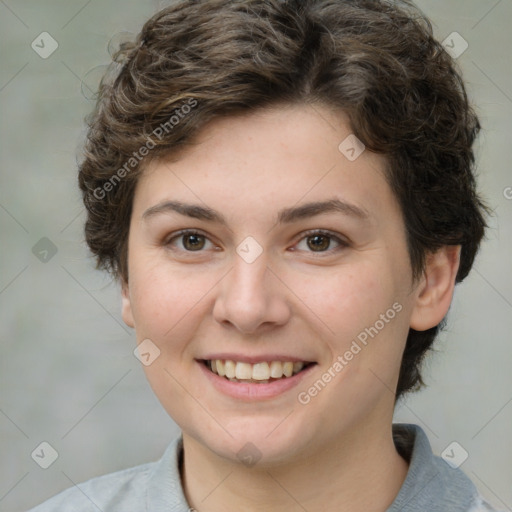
[188,414,318,468]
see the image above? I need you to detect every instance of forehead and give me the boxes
[133,103,398,226]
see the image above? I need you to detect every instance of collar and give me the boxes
[388,423,478,511]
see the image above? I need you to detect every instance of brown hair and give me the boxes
[79,0,489,399]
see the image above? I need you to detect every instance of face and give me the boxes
[122,103,424,466]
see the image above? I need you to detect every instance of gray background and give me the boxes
[1,1,511,510]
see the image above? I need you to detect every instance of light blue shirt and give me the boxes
[27,424,499,511]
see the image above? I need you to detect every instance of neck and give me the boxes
[181,421,409,512]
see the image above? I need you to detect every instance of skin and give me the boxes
[121,103,461,511]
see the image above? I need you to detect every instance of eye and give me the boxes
[164,229,348,255]
[165,230,215,252]
[293,229,348,255]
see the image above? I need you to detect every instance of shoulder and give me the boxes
[26,436,186,512]
[390,424,502,512]
[27,461,154,512]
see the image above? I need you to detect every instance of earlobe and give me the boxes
[121,281,135,328]
[409,246,461,331]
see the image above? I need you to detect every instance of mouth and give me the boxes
[200,359,316,383]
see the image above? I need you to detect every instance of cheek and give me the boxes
[128,259,198,341]
[299,265,393,340]
[128,256,225,359]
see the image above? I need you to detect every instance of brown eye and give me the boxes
[294,229,347,255]
[306,234,331,251]
[166,230,213,252]
[182,233,206,251]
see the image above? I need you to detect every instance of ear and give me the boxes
[121,280,135,328]
[410,245,461,331]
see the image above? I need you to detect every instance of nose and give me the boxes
[212,248,291,334]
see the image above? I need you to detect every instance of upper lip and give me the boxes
[198,354,316,364]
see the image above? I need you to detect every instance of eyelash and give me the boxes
[164,229,348,256]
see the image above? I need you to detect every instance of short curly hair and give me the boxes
[78,0,489,399]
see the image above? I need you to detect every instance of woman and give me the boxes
[29,0,497,510]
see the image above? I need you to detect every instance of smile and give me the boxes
[202,359,315,383]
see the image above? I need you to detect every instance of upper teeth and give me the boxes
[209,360,305,380]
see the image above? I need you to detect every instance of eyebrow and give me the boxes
[142,198,370,225]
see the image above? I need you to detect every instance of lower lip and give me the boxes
[197,361,316,400]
